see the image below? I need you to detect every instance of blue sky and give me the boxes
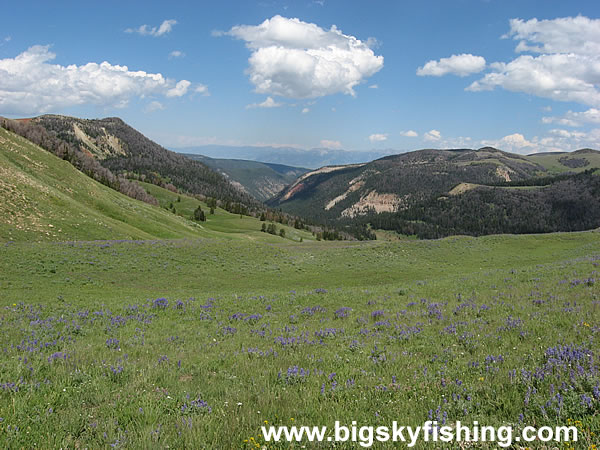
[1,0,599,154]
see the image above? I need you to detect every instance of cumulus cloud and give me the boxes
[169,50,185,59]
[506,16,600,56]
[166,80,191,97]
[320,139,342,149]
[301,107,310,114]
[424,129,441,141]
[542,108,600,127]
[0,45,192,115]
[126,19,177,37]
[223,15,384,98]
[478,133,538,153]
[467,16,600,107]
[497,133,533,149]
[400,130,418,137]
[417,54,486,77]
[369,133,388,142]
[467,53,600,106]
[246,96,282,109]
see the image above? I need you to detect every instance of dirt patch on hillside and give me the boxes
[341,191,402,218]
[495,166,513,182]
[325,181,364,210]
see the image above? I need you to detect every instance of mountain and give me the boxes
[180,153,308,201]
[268,146,600,238]
[177,145,394,169]
[30,115,260,209]
[0,126,315,243]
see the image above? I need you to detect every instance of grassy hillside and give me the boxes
[0,127,311,243]
[182,154,308,201]
[137,181,315,242]
[0,127,207,241]
[527,148,600,174]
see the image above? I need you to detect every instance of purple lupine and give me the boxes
[152,298,169,309]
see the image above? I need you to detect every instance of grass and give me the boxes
[527,151,600,174]
[137,181,314,242]
[0,231,598,448]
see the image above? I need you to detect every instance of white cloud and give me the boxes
[467,53,600,106]
[417,54,486,77]
[369,133,387,142]
[166,80,191,97]
[424,129,441,141]
[194,84,210,96]
[126,19,177,37]
[144,101,164,113]
[320,139,342,149]
[542,108,600,127]
[223,15,383,98]
[467,16,600,107]
[479,133,537,153]
[0,45,193,115]
[369,84,378,89]
[400,130,418,137]
[169,50,185,59]
[498,133,533,149]
[301,107,310,114]
[246,96,282,109]
[507,16,600,56]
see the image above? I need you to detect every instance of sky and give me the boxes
[1,0,599,155]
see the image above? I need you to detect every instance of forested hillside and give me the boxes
[31,115,261,209]
[269,147,600,238]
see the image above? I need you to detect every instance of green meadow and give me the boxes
[1,232,599,448]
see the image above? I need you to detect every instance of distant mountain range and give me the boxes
[181,154,308,202]
[177,145,395,169]
[267,146,600,238]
